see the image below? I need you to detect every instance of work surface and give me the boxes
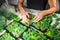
[0,5,60,40]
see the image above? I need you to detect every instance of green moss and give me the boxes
[0,9,18,20]
[0,32,15,40]
[0,16,7,31]
[45,26,58,38]
[6,21,26,38]
[23,28,47,40]
[33,15,52,31]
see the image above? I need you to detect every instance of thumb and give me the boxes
[26,13,30,19]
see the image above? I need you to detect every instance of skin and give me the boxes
[18,0,56,22]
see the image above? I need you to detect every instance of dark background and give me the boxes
[0,0,5,6]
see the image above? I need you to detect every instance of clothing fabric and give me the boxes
[23,0,48,10]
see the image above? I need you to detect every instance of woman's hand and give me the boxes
[33,12,44,22]
[21,12,30,22]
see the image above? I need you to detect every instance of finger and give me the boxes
[26,18,30,22]
[26,15,30,19]
[25,15,30,20]
[25,13,30,19]
[36,17,42,22]
[33,15,37,21]
[22,15,29,22]
[22,15,26,19]
[27,14,30,17]
[36,16,43,22]
[34,15,42,22]
[33,16,39,22]
[34,16,40,22]
[25,16,30,22]
[23,18,30,22]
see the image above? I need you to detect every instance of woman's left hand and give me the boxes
[33,12,44,22]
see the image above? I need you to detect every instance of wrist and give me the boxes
[39,12,45,16]
[40,12,48,16]
[21,11,25,13]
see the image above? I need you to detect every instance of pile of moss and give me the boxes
[6,21,27,38]
[0,16,7,31]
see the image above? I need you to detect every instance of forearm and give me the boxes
[42,0,56,16]
[18,3,25,14]
[40,7,56,16]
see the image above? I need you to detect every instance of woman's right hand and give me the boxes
[21,12,30,22]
